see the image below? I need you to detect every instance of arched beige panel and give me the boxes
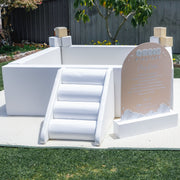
[121,43,172,117]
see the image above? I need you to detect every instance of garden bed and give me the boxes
[174,64,180,68]
[0,49,41,63]
[0,43,48,63]
[173,54,180,68]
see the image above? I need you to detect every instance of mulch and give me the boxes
[174,64,180,68]
[0,49,41,63]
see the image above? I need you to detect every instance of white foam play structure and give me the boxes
[40,68,114,145]
[2,29,178,146]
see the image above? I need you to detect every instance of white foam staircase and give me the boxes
[40,68,114,146]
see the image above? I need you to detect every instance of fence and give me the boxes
[69,0,180,53]
[11,0,69,43]
[11,0,180,53]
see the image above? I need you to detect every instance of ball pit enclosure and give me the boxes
[2,44,173,116]
[2,45,138,117]
[2,39,177,145]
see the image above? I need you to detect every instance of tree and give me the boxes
[0,0,42,10]
[0,0,42,46]
[74,0,155,44]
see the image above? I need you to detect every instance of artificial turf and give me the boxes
[0,61,180,179]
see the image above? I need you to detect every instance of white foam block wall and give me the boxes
[95,69,115,145]
[61,36,72,47]
[40,69,62,143]
[113,67,121,117]
[150,36,160,44]
[3,66,59,116]
[10,47,61,65]
[165,47,173,59]
[62,45,172,65]
[114,111,178,138]
[49,37,61,47]
[62,45,136,65]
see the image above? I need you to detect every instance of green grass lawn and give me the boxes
[0,61,9,91]
[0,148,180,179]
[1,62,180,179]
[174,68,180,78]
[0,44,47,56]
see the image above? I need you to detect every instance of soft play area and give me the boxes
[0,27,180,148]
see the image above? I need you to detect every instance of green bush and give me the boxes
[0,44,47,55]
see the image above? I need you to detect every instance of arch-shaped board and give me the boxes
[121,42,173,120]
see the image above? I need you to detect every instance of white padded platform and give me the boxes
[114,111,178,138]
[61,68,106,85]
[0,80,180,148]
[49,119,96,141]
[57,84,103,102]
[53,101,99,120]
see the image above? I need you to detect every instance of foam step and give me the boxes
[61,68,106,85]
[53,101,99,120]
[49,119,96,140]
[57,84,103,102]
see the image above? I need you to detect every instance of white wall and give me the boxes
[3,64,121,117]
[3,65,59,116]
[10,47,61,65]
[62,45,136,65]
[5,45,172,66]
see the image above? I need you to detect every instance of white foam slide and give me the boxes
[40,68,114,145]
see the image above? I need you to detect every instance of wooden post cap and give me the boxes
[54,27,68,38]
[154,27,166,37]
[160,36,173,47]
